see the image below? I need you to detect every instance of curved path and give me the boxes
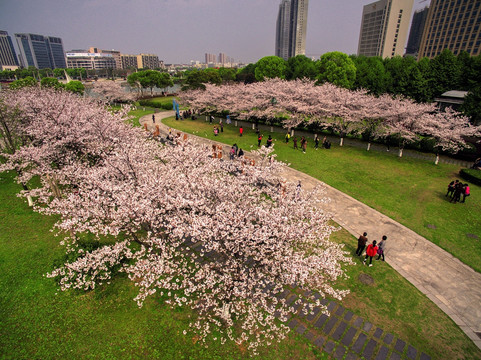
[144,111,481,350]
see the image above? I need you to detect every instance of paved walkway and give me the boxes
[144,112,481,351]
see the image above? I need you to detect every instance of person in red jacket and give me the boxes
[363,240,378,267]
[239,127,243,137]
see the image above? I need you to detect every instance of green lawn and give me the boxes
[163,116,481,273]
[1,170,479,359]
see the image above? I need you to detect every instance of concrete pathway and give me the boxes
[145,112,481,350]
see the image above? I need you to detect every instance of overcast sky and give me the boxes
[1,0,430,64]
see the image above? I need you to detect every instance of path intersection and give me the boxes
[142,112,481,356]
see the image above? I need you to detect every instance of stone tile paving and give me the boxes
[271,286,432,360]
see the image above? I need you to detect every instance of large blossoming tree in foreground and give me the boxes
[180,79,481,158]
[0,88,352,354]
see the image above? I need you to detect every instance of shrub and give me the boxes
[459,168,481,186]
[138,99,173,110]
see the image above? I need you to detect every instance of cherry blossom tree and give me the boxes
[1,87,352,354]
[180,79,481,156]
[89,80,137,104]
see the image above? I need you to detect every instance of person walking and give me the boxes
[258,134,263,147]
[152,114,155,124]
[314,135,319,150]
[285,132,290,143]
[376,235,387,261]
[220,123,224,133]
[293,136,298,150]
[363,240,378,267]
[355,232,368,256]
[300,136,307,153]
[239,127,243,137]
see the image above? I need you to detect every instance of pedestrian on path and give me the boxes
[376,235,387,261]
[363,240,378,267]
[239,127,243,137]
[152,114,155,124]
[356,232,368,256]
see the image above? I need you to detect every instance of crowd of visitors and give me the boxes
[446,179,470,203]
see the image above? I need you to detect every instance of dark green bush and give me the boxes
[460,168,481,186]
[138,99,173,110]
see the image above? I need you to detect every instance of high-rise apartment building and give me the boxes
[275,0,309,60]
[406,7,429,56]
[418,0,481,59]
[15,33,66,69]
[205,53,216,64]
[0,30,19,70]
[357,0,414,58]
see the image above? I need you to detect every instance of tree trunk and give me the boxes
[270,126,274,132]
[20,183,34,207]
[291,129,294,137]
[340,137,344,147]
[252,123,255,130]
[435,153,440,165]
[398,148,403,158]
[235,121,238,127]
[367,142,371,151]
[221,302,231,321]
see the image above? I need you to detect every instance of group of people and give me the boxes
[213,121,224,136]
[355,232,388,267]
[471,158,481,170]
[229,143,244,160]
[287,133,331,153]
[176,109,195,121]
[446,179,470,203]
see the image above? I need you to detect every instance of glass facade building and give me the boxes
[275,0,309,60]
[15,33,66,69]
[0,30,19,69]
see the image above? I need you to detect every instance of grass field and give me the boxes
[162,116,481,273]
[1,170,480,359]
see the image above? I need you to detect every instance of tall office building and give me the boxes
[275,0,309,60]
[0,30,19,70]
[357,0,414,58]
[406,7,429,56]
[418,0,481,59]
[15,33,66,69]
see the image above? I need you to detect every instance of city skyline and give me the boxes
[1,0,430,65]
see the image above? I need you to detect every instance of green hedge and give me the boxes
[138,99,173,110]
[460,168,481,186]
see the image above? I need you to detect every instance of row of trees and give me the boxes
[7,76,85,95]
[179,50,481,124]
[126,70,173,96]
[0,87,351,354]
[180,79,481,160]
